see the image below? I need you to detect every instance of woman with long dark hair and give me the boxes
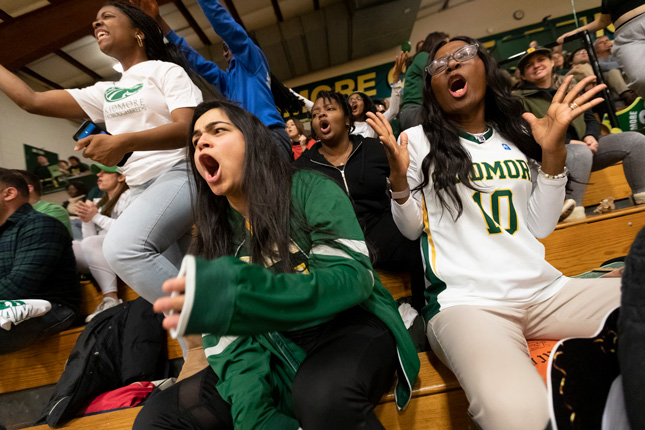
[136,99,419,430]
[369,36,620,429]
[0,1,202,304]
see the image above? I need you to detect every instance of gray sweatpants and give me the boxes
[565,131,645,205]
[614,13,645,97]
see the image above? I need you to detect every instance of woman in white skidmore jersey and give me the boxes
[366,36,621,430]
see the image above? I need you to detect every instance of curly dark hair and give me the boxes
[313,91,355,136]
[419,35,542,219]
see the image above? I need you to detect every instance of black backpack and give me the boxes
[38,297,167,427]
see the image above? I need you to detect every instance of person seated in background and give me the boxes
[13,170,72,236]
[294,91,426,312]
[33,155,53,181]
[0,168,79,354]
[551,51,567,74]
[285,118,316,160]
[73,164,131,322]
[67,156,89,176]
[569,46,638,107]
[57,160,71,177]
[348,51,407,138]
[513,47,645,222]
[593,36,639,106]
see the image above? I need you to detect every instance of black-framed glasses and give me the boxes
[425,44,479,76]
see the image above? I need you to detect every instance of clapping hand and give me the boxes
[75,200,98,222]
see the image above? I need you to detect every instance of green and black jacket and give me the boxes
[173,170,419,430]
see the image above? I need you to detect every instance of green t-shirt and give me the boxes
[32,200,72,237]
[401,51,429,110]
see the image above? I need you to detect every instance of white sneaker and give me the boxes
[85,297,123,323]
[633,192,645,205]
[564,206,587,222]
[559,199,577,222]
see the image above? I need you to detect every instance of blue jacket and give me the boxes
[166,0,284,129]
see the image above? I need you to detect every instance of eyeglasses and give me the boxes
[425,44,479,76]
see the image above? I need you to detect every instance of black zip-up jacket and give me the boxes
[294,134,391,232]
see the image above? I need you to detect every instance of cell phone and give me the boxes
[72,120,132,167]
[73,120,109,141]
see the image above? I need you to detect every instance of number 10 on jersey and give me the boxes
[472,190,518,235]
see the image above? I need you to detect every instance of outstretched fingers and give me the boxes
[366,111,394,146]
[561,75,600,105]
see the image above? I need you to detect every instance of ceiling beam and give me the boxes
[55,50,104,81]
[0,8,14,23]
[0,0,174,71]
[172,0,211,46]
[20,68,63,90]
[270,0,284,22]
[222,0,246,31]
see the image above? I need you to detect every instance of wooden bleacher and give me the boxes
[581,163,631,207]
[27,350,470,430]
[15,164,644,428]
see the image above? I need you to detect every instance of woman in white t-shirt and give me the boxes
[0,2,202,304]
[74,164,131,322]
[367,36,621,430]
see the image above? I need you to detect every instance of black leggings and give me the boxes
[134,307,397,430]
[366,214,426,313]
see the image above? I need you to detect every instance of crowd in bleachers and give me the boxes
[1,0,645,429]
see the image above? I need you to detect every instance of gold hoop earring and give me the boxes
[136,34,143,48]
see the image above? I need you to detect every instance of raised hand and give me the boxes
[557,31,576,45]
[522,75,605,155]
[153,276,186,331]
[365,111,410,191]
[392,51,409,83]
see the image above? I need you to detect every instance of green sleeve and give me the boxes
[204,335,300,430]
[33,202,72,236]
[180,172,377,336]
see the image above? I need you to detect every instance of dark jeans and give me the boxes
[134,307,397,430]
[619,227,645,430]
[0,303,76,354]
